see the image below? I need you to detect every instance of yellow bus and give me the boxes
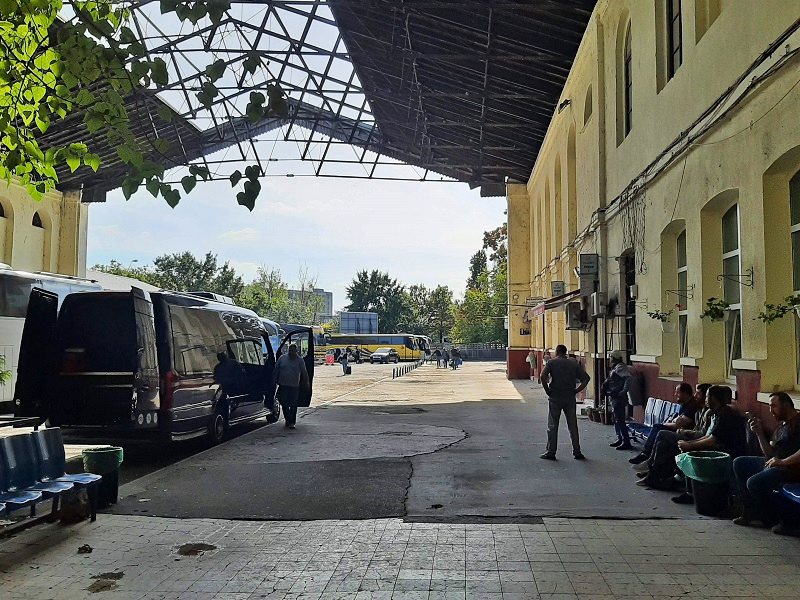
[327,333,423,361]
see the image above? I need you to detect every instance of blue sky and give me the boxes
[87,177,506,311]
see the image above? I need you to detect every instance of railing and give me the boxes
[392,359,425,379]
[429,342,506,361]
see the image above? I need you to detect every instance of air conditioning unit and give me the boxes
[565,302,586,330]
[591,292,606,317]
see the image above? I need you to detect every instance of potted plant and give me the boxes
[646,306,678,332]
[699,297,730,322]
[757,294,800,324]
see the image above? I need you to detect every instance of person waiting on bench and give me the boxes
[638,385,745,490]
[732,392,800,534]
[602,350,634,451]
[630,383,699,465]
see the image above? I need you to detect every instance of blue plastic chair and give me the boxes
[782,483,800,505]
[31,429,101,521]
[0,435,73,518]
[0,447,44,517]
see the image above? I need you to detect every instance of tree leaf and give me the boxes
[84,153,101,172]
[121,177,140,200]
[244,164,261,181]
[146,178,161,197]
[163,187,180,208]
[181,175,196,194]
[205,59,226,83]
[150,57,169,86]
[66,155,80,173]
[229,170,242,187]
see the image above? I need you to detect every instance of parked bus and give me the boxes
[326,333,423,361]
[0,266,102,405]
[14,287,315,444]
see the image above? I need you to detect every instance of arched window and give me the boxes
[791,170,800,293]
[623,24,633,137]
[722,205,742,379]
[676,231,688,357]
[32,212,43,228]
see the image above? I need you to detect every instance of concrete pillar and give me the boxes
[507,183,532,379]
[57,189,88,277]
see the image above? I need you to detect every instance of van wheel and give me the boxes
[266,395,281,424]
[207,403,227,445]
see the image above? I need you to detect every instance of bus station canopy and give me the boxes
[44,1,594,200]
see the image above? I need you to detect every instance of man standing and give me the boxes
[733,393,800,533]
[273,343,309,429]
[601,350,635,451]
[539,344,591,460]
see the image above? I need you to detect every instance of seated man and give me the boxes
[638,385,745,490]
[634,383,711,477]
[630,383,699,465]
[733,392,800,534]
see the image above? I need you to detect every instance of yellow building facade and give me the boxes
[0,183,88,277]
[507,0,800,416]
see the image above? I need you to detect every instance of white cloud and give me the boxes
[218,227,262,244]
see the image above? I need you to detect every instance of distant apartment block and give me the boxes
[288,287,333,317]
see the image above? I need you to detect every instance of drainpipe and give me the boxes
[594,16,609,402]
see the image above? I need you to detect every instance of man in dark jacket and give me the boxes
[539,344,591,461]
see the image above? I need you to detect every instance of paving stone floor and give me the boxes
[2,514,800,599]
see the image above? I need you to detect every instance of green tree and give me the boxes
[466,250,488,290]
[95,251,244,297]
[238,267,290,317]
[0,1,284,209]
[346,269,411,333]
[428,285,455,343]
[0,354,11,387]
[453,222,508,344]
[92,259,161,287]
[483,223,508,264]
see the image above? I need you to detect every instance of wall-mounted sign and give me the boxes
[551,281,566,297]
[519,327,531,336]
[504,316,509,330]
[525,296,544,306]
[579,253,599,277]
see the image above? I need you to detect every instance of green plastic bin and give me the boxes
[82,446,124,507]
[676,451,732,516]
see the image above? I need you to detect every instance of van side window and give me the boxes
[228,339,262,365]
[170,305,226,376]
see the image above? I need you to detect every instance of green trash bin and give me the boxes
[82,446,124,507]
[676,451,732,516]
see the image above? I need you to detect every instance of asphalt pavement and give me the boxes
[108,361,696,522]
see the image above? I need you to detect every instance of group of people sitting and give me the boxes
[623,380,800,535]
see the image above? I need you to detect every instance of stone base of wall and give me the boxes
[507,348,532,380]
